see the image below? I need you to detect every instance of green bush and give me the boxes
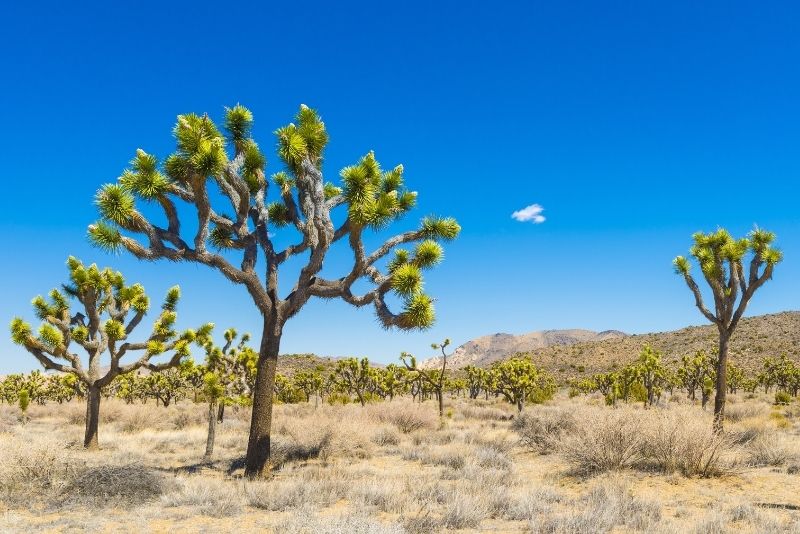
[774,391,792,406]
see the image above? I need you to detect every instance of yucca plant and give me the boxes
[10,257,213,448]
[674,228,782,431]
[88,104,460,476]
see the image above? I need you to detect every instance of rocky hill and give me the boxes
[530,311,800,380]
[422,312,800,380]
[420,328,627,369]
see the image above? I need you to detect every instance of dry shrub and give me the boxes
[460,404,514,421]
[60,464,168,506]
[371,427,401,446]
[512,406,575,453]
[275,511,404,534]
[370,402,437,434]
[440,488,488,529]
[0,435,82,504]
[402,444,466,470]
[639,407,736,477]
[745,432,793,467]
[172,408,203,430]
[503,488,564,521]
[560,406,643,473]
[561,406,736,477]
[531,479,662,533]
[161,476,242,517]
[246,477,348,511]
[725,401,770,423]
[272,412,372,467]
[349,479,409,513]
[119,409,151,433]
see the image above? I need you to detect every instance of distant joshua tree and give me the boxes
[88,104,459,476]
[401,339,452,419]
[674,228,782,432]
[10,257,212,448]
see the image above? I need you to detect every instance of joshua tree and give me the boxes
[203,371,224,460]
[674,228,782,431]
[18,390,30,425]
[88,104,459,476]
[330,357,374,406]
[202,328,256,422]
[491,356,542,412]
[401,338,451,419]
[10,257,212,448]
[635,345,667,407]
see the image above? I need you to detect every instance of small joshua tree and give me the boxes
[10,257,212,448]
[88,104,460,476]
[203,372,224,459]
[18,389,30,425]
[636,345,667,407]
[401,339,451,419]
[674,228,782,431]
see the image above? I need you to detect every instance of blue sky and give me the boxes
[1,1,798,373]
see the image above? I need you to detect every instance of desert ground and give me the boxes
[1,392,799,533]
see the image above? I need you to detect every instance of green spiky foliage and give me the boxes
[490,356,555,412]
[463,365,492,400]
[89,104,460,477]
[201,328,257,407]
[674,228,782,431]
[330,357,377,407]
[9,257,212,448]
[677,350,716,402]
[292,369,324,404]
[635,345,668,407]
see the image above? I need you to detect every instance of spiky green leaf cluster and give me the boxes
[421,216,461,241]
[267,202,291,227]
[390,264,423,296]
[276,104,328,174]
[95,184,136,226]
[38,323,64,348]
[104,319,125,340]
[398,293,435,329]
[87,221,123,253]
[146,340,165,356]
[224,104,253,143]
[341,153,417,230]
[119,150,170,200]
[163,286,181,312]
[10,318,32,345]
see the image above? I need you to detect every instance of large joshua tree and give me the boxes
[88,104,460,476]
[10,257,212,448]
[673,228,782,431]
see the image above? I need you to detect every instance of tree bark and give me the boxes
[437,391,444,419]
[244,319,282,478]
[205,400,217,460]
[713,332,730,433]
[84,384,101,449]
[217,403,225,423]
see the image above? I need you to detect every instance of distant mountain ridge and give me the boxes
[420,328,627,369]
[420,311,800,378]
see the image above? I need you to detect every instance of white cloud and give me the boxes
[511,203,546,224]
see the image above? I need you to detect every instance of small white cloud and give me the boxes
[511,203,546,223]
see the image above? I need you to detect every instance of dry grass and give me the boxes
[0,394,798,532]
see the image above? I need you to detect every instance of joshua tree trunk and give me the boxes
[437,391,444,419]
[205,400,217,460]
[217,403,225,423]
[713,332,730,433]
[244,318,282,478]
[84,384,101,449]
